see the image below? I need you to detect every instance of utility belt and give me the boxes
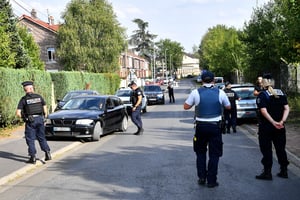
[24,114,43,123]
[195,121,220,125]
[196,120,225,130]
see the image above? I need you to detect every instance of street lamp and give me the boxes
[164,49,168,80]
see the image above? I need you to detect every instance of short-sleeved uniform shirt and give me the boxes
[130,87,143,107]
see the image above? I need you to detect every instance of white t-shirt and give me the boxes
[185,84,231,121]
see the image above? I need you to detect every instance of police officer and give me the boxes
[255,75,290,180]
[128,81,144,135]
[184,71,231,188]
[16,81,51,164]
[254,75,264,96]
[223,82,240,133]
[167,81,175,103]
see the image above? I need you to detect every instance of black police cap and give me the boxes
[128,81,136,87]
[22,81,34,87]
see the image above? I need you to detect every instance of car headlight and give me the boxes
[157,94,163,98]
[76,119,94,125]
[45,118,51,124]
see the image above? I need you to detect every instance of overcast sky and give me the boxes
[11,0,271,53]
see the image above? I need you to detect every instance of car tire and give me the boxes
[120,116,128,132]
[92,121,102,141]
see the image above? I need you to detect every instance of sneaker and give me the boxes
[26,156,36,164]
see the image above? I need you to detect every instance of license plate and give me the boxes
[54,127,71,131]
[149,98,156,101]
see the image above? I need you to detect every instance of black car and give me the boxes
[55,90,99,111]
[143,85,165,105]
[45,95,128,141]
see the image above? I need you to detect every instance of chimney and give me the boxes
[31,9,37,18]
[48,16,54,25]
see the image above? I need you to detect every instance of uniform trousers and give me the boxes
[194,122,223,184]
[131,106,143,129]
[224,107,237,130]
[25,116,50,156]
[258,123,289,170]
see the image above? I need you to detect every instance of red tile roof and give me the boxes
[19,15,59,33]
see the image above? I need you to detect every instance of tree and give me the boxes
[155,39,184,73]
[199,25,245,80]
[18,25,44,70]
[0,0,30,69]
[0,12,15,68]
[57,0,127,73]
[129,18,157,60]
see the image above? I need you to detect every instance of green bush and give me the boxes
[0,68,120,127]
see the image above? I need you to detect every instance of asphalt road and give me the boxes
[0,79,299,200]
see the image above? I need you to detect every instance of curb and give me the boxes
[0,141,82,187]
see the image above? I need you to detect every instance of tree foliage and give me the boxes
[129,18,157,60]
[18,25,44,70]
[0,0,31,69]
[199,25,245,79]
[155,39,184,72]
[57,0,127,73]
[241,0,300,82]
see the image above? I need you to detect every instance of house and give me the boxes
[118,50,150,81]
[18,9,61,71]
[178,53,200,78]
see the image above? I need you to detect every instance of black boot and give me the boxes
[27,156,36,164]
[45,151,52,161]
[134,127,144,135]
[277,167,288,178]
[256,169,272,180]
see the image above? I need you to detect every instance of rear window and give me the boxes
[116,90,131,96]
[232,87,256,100]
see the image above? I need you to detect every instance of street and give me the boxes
[0,79,299,200]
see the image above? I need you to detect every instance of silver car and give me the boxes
[115,88,147,113]
[231,84,257,119]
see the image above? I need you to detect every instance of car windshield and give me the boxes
[144,86,161,92]
[62,97,105,110]
[233,88,256,100]
[116,90,132,97]
[62,91,94,102]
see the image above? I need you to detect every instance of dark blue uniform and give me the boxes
[130,87,143,134]
[256,89,289,178]
[17,93,51,162]
[223,88,239,133]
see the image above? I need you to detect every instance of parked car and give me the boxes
[143,85,165,105]
[115,88,147,114]
[55,90,99,111]
[45,95,128,141]
[231,84,257,119]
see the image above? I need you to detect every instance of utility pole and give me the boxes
[164,49,168,81]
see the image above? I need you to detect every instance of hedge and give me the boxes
[0,67,120,127]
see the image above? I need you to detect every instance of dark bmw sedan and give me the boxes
[45,95,128,141]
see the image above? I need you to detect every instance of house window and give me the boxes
[47,47,56,62]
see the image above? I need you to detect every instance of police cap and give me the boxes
[128,81,137,87]
[201,71,214,83]
[22,81,34,87]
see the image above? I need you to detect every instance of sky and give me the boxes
[10,0,271,53]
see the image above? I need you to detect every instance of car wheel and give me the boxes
[92,122,102,141]
[120,116,128,132]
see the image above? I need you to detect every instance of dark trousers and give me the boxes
[131,106,143,129]
[224,108,237,130]
[194,123,223,184]
[258,124,289,170]
[25,116,50,156]
[168,92,175,103]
